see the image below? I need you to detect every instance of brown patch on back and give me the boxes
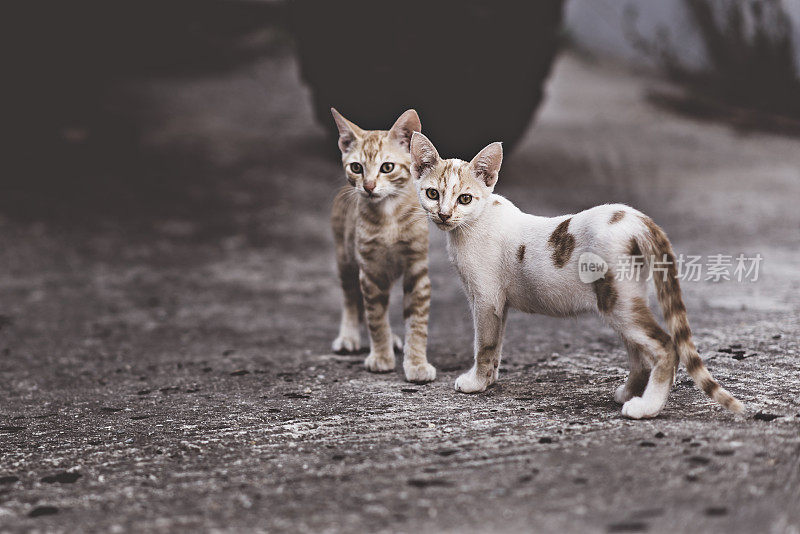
[609,210,626,224]
[517,244,526,263]
[548,218,575,268]
[593,271,617,312]
[493,199,501,206]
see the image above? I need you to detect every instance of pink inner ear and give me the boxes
[471,144,502,186]
[474,161,498,186]
[410,133,440,175]
[338,132,355,153]
[414,150,435,171]
[393,127,418,150]
[396,130,411,147]
[475,160,492,177]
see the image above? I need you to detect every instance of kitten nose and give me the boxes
[438,212,451,221]
[363,182,376,193]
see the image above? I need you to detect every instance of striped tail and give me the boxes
[637,217,744,414]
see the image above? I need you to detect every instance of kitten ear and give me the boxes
[410,132,440,180]
[331,108,364,154]
[469,142,503,187]
[388,109,421,150]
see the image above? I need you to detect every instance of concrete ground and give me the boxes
[1,50,799,533]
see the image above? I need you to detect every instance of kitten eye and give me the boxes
[380,162,394,173]
[426,188,439,200]
[349,162,363,174]
[458,194,473,205]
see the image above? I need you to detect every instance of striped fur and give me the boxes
[635,217,743,413]
[330,109,436,383]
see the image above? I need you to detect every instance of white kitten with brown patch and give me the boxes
[410,132,743,419]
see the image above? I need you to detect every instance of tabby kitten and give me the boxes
[409,132,743,418]
[329,109,436,383]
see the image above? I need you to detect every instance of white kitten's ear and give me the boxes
[331,108,364,154]
[410,132,440,180]
[469,142,503,187]
[388,109,421,150]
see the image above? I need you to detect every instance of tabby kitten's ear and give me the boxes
[331,108,364,154]
[469,142,503,188]
[410,132,441,180]
[388,109,421,150]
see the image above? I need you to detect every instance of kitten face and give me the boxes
[415,159,488,230]
[331,109,421,201]
[410,133,503,231]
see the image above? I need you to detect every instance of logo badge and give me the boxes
[578,252,609,283]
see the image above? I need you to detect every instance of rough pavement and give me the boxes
[1,51,799,533]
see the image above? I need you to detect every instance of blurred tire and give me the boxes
[292,0,564,158]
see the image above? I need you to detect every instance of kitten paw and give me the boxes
[614,384,634,405]
[392,333,404,353]
[454,368,492,393]
[621,397,660,419]
[404,362,436,383]
[364,352,395,373]
[332,334,360,354]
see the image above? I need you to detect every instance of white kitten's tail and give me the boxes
[637,217,744,414]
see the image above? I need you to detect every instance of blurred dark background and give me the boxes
[6,0,800,224]
[7,0,293,222]
[5,0,564,224]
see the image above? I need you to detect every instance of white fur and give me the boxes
[450,198,664,418]
[410,133,676,419]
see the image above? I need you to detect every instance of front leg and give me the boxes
[401,260,436,383]
[360,270,395,372]
[455,301,507,393]
[332,263,363,354]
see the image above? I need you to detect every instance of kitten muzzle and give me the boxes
[432,217,457,231]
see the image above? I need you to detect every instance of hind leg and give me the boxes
[621,351,674,419]
[614,341,650,404]
[606,297,676,419]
